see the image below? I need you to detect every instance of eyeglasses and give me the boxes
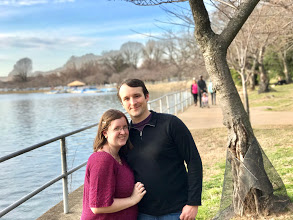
[112,125,129,132]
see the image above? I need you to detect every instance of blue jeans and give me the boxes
[138,212,181,220]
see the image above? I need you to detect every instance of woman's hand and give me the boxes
[90,182,146,214]
[130,182,146,204]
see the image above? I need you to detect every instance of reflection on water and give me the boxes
[0,92,125,220]
[0,90,167,220]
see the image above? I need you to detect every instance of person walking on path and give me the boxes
[197,75,207,108]
[118,79,203,220]
[191,78,198,106]
[208,80,216,105]
[81,109,146,220]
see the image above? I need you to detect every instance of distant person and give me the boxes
[81,109,146,220]
[208,80,216,105]
[201,92,209,108]
[275,76,287,86]
[118,79,203,220]
[197,75,207,108]
[191,78,198,106]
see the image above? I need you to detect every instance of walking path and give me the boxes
[37,105,293,220]
[178,105,293,130]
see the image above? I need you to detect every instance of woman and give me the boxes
[191,78,198,106]
[81,109,146,220]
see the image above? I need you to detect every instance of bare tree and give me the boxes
[267,1,293,83]
[120,41,144,68]
[227,16,259,118]
[142,40,166,68]
[277,42,293,83]
[120,0,290,218]
[101,50,130,74]
[162,32,205,79]
[13,58,32,82]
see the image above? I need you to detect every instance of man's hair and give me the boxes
[117,79,149,102]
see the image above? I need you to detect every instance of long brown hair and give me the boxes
[93,109,132,156]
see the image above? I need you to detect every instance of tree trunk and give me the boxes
[201,38,278,217]
[280,51,292,83]
[188,0,280,217]
[258,64,270,93]
[240,70,250,120]
[248,73,255,90]
[248,57,257,90]
[258,46,270,93]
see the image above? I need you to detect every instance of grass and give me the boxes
[247,83,293,111]
[191,125,293,220]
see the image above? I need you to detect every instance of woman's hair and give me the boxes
[93,109,132,156]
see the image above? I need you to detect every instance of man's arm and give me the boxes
[170,116,203,205]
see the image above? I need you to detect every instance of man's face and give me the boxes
[119,84,149,122]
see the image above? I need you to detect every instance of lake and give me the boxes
[0,90,166,220]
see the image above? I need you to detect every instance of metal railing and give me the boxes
[148,89,192,114]
[0,88,192,218]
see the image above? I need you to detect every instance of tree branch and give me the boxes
[212,0,238,9]
[189,0,215,44]
[124,0,187,6]
[220,0,260,49]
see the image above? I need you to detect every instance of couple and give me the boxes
[81,79,203,220]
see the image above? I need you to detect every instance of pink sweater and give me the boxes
[81,151,137,220]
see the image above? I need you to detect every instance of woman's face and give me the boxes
[104,117,129,149]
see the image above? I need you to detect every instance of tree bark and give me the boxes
[240,69,250,120]
[280,51,292,83]
[189,0,276,217]
[248,56,257,90]
[258,46,270,93]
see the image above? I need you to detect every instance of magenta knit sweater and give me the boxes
[81,151,137,220]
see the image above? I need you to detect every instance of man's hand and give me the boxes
[180,205,198,220]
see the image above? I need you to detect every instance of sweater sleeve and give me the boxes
[87,153,117,208]
[170,116,203,206]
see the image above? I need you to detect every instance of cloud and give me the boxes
[0,0,74,6]
[0,34,97,49]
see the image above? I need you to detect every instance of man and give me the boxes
[197,75,207,108]
[118,79,203,220]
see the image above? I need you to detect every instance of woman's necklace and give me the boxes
[103,148,122,165]
[111,153,122,165]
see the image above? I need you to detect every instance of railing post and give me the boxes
[159,99,162,113]
[148,103,151,110]
[189,90,192,106]
[166,95,170,114]
[185,90,188,108]
[181,91,183,112]
[60,137,69,214]
[174,93,177,115]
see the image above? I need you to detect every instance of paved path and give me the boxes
[37,105,293,220]
[178,105,293,129]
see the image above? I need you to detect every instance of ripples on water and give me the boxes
[0,92,126,219]
[0,91,166,220]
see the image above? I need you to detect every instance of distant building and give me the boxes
[67,80,86,87]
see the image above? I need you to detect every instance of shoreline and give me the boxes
[0,80,192,95]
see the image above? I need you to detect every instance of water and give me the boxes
[0,91,167,220]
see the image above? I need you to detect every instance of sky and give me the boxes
[0,0,191,76]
